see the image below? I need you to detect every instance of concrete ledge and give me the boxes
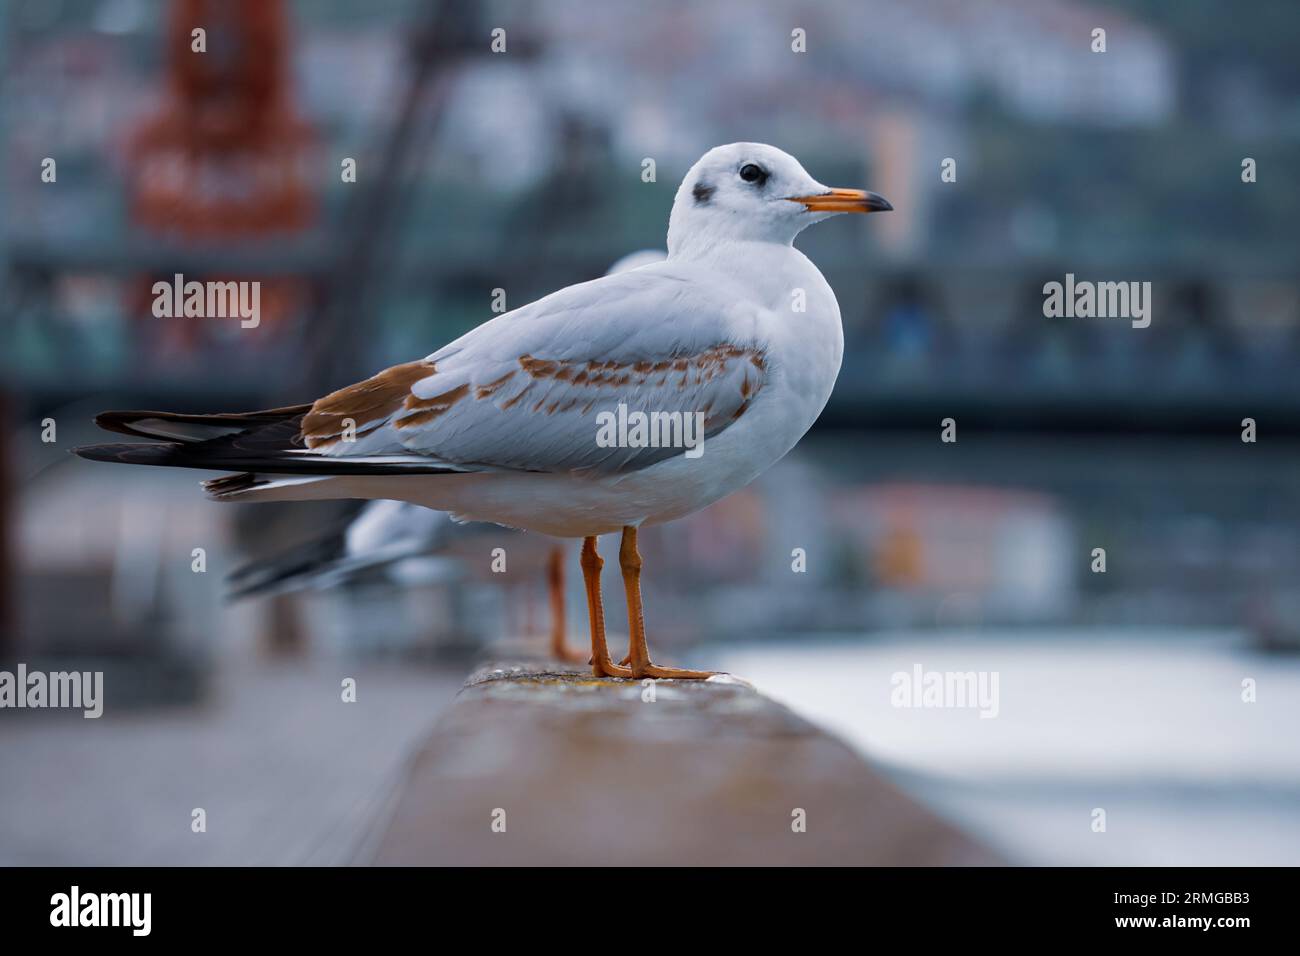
[364,662,999,865]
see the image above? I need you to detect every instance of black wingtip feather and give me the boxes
[73,442,187,466]
[93,405,313,442]
[79,405,464,477]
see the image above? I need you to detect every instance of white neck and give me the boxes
[666,196,811,260]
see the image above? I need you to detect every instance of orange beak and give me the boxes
[788,188,893,214]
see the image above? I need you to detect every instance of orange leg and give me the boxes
[581,536,631,679]
[619,526,715,680]
[547,545,586,663]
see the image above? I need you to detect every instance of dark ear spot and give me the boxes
[692,181,715,205]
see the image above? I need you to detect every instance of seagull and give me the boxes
[225,499,456,601]
[226,498,587,661]
[75,143,891,679]
[223,252,670,660]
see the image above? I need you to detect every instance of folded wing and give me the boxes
[303,265,770,475]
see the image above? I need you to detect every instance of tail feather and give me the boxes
[203,472,262,497]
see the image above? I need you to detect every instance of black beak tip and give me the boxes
[867,192,893,213]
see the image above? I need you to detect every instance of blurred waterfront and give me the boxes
[3,0,1300,865]
[719,631,1300,866]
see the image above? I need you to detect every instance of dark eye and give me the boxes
[739,163,767,185]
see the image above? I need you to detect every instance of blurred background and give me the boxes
[2,0,1300,865]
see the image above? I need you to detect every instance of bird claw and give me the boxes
[629,661,718,681]
[591,657,633,679]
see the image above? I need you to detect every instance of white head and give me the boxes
[666,143,891,257]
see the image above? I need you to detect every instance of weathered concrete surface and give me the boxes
[364,662,1000,865]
